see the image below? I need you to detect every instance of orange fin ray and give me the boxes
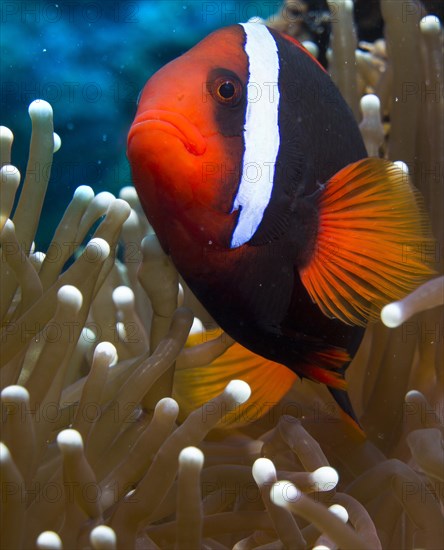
[301,158,436,326]
[174,331,296,428]
[301,348,350,390]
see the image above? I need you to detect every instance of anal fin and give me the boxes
[294,345,362,430]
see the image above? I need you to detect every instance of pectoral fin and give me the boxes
[300,158,436,326]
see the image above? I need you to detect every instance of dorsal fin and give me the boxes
[300,158,436,326]
[276,29,327,73]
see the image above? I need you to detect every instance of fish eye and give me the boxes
[211,76,243,106]
[219,81,235,99]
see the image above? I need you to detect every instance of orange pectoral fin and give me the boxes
[300,158,436,326]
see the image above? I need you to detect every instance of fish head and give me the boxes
[128,25,249,250]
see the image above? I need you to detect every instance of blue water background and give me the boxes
[1,0,280,248]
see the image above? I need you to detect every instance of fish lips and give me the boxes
[128,109,207,156]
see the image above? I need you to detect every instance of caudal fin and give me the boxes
[328,386,363,432]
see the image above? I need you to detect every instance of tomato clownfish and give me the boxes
[128,23,434,426]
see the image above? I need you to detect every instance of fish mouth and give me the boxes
[128,109,206,156]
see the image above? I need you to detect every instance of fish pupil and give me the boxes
[219,81,235,99]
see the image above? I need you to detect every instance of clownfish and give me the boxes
[128,22,434,425]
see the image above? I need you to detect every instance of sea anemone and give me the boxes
[1,1,443,549]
